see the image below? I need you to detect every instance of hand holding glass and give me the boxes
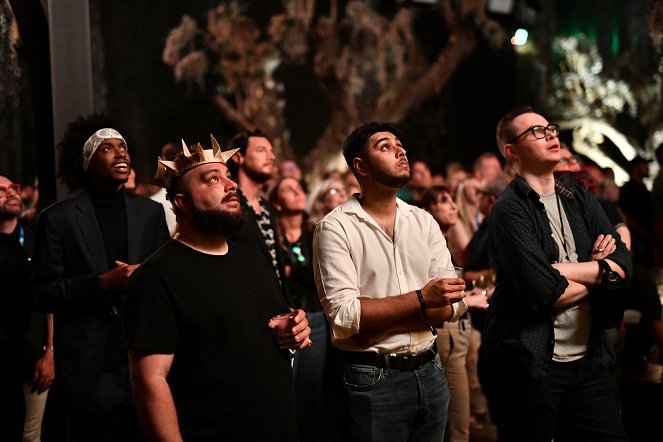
[421,267,466,308]
[268,310,313,349]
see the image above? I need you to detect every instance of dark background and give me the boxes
[2,0,658,193]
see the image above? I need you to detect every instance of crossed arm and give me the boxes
[552,234,624,308]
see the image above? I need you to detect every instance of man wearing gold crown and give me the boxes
[31,115,170,441]
[122,136,312,441]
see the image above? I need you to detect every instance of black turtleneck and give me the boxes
[89,187,128,267]
[89,186,127,370]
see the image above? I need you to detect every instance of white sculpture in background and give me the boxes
[549,36,659,186]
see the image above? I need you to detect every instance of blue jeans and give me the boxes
[336,353,450,441]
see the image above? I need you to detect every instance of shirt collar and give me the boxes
[340,194,414,221]
[512,174,575,204]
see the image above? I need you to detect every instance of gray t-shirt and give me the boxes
[540,192,590,362]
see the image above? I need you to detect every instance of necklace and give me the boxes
[549,192,570,262]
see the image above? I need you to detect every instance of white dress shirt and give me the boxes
[313,196,467,354]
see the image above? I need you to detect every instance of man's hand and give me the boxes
[464,288,489,310]
[589,234,616,261]
[32,349,55,394]
[421,277,466,309]
[99,260,140,291]
[267,308,313,350]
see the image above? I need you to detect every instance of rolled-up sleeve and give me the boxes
[313,219,362,339]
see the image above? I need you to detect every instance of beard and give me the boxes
[190,205,247,236]
[0,204,21,221]
[243,165,275,184]
[370,165,411,189]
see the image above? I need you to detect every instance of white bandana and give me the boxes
[82,128,126,170]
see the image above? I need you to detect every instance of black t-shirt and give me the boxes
[122,240,298,441]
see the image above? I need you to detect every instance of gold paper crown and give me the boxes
[154,134,239,188]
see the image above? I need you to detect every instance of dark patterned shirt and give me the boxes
[481,175,632,380]
[246,193,281,283]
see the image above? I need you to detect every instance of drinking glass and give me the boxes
[437,266,463,279]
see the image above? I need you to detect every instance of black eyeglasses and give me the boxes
[0,183,20,197]
[509,124,559,144]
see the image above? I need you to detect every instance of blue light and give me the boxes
[512,28,528,46]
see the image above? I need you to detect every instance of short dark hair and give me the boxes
[343,122,403,174]
[228,129,270,156]
[419,185,451,209]
[164,169,194,219]
[227,129,269,178]
[495,105,535,157]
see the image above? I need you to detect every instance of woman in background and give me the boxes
[270,176,335,441]
[307,176,349,224]
[421,185,488,442]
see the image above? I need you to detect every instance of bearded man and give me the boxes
[122,136,311,441]
[313,122,468,441]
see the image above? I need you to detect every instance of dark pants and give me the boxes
[293,311,336,441]
[336,354,450,442]
[482,356,628,442]
[67,366,145,442]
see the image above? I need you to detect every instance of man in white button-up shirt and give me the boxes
[313,122,467,441]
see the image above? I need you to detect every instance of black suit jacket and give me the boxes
[30,190,169,411]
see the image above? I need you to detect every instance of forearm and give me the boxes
[46,314,54,344]
[554,280,589,308]
[132,376,182,442]
[350,305,453,347]
[551,262,601,287]
[357,293,421,332]
[552,258,626,286]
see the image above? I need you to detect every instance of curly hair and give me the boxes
[57,113,122,192]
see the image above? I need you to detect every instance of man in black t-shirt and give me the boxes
[123,137,311,441]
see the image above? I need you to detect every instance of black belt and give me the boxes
[337,346,437,371]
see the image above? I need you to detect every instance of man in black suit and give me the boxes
[31,115,169,441]
[228,130,288,300]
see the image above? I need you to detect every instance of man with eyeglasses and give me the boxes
[0,175,56,442]
[0,176,31,440]
[479,105,632,440]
